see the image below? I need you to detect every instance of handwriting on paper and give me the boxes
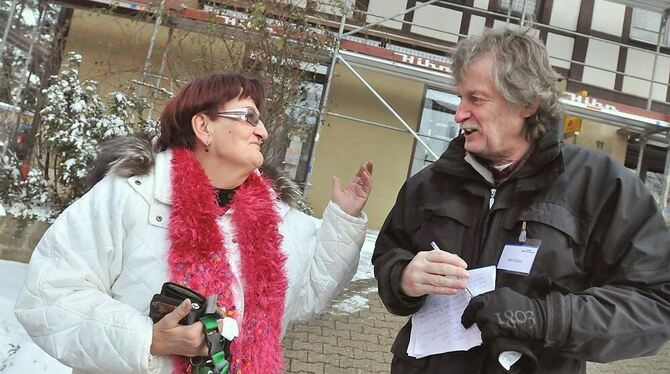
[407,265,496,358]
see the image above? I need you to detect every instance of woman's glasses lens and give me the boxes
[217,108,261,127]
[245,110,260,125]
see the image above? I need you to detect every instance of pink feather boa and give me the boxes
[167,148,287,374]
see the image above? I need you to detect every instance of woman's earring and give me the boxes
[205,142,210,153]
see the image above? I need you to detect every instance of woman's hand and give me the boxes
[150,299,208,357]
[331,161,373,217]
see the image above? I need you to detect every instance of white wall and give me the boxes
[583,39,620,89]
[591,0,625,36]
[651,56,670,101]
[468,15,487,36]
[549,0,581,30]
[622,49,655,98]
[546,33,575,70]
[411,4,461,42]
[318,0,355,17]
[626,53,670,101]
[285,0,306,8]
[367,0,406,30]
[473,0,489,9]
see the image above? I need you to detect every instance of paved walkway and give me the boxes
[282,278,670,374]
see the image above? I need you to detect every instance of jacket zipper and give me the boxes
[474,187,497,265]
[482,188,497,243]
[489,188,497,209]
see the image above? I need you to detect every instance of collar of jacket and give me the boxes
[151,150,292,217]
[432,123,565,193]
[89,135,310,213]
[153,150,172,205]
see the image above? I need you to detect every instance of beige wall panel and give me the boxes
[591,0,625,36]
[583,40,619,89]
[411,5,461,43]
[468,15,487,36]
[652,55,670,102]
[65,9,243,105]
[621,51,669,101]
[473,0,489,9]
[546,33,574,70]
[622,49,655,98]
[366,0,406,30]
[550,0,581,31]
[305,65,425,230]
[318,0,355,16]
[575,119,627,164]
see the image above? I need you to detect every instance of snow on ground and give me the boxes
[330,286,378,316]
[352,230,377,281]
[0,260,70,373]
[330,230,379,315]
[0,231,380,371]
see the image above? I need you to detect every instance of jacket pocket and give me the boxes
[415,199,476,255]
[502,202,584,288]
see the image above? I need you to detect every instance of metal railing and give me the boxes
[310,0,670,210]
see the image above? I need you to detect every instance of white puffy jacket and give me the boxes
[14,150,367,373]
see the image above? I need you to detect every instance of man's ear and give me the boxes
[191,113,211,145]
[521,102,540,118]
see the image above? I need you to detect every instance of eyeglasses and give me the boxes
[216,107,262,127]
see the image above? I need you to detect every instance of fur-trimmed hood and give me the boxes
[88,136,311,213]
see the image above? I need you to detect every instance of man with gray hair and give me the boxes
[373,26,670,373]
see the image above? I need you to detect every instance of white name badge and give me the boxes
[497,239,541,275]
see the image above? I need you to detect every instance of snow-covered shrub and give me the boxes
[105,90,156,137]
[39,52,156,208]
[0,153,56,220]
[40,53,124,204]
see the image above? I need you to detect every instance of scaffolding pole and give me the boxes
[646,10,668,110]
[636,134,648,181]
[13,3,46,110]
[520,0,529,25]
[505,0,513,25]
[326,111,455,142]
[661,131,670,211]
[336,53,438,160]
[303,0,670,211]
[0,0,18,57]
[147,25,174,122]
[136,0,165,99]
[305,15,345,186]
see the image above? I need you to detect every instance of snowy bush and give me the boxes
[39,52,127,205]
[0,52,157,219]
[0,153,56,220]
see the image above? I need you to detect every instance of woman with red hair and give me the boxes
[15,72,373,374]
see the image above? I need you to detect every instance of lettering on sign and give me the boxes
[394,52,452,74]
[562,92,618,112]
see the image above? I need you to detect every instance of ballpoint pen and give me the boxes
[430,241,474,298]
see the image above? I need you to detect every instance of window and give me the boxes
[630,8,670,47]
[282,81,323,182]
[497,0,540,17]
[410,88,461,176]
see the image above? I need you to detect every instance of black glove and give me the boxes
[461,287,547,343]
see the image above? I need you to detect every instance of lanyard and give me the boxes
[190,315,230,374]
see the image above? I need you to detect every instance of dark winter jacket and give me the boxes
[372,125,670,373]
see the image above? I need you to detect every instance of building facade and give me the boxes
[52,0,670,228]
